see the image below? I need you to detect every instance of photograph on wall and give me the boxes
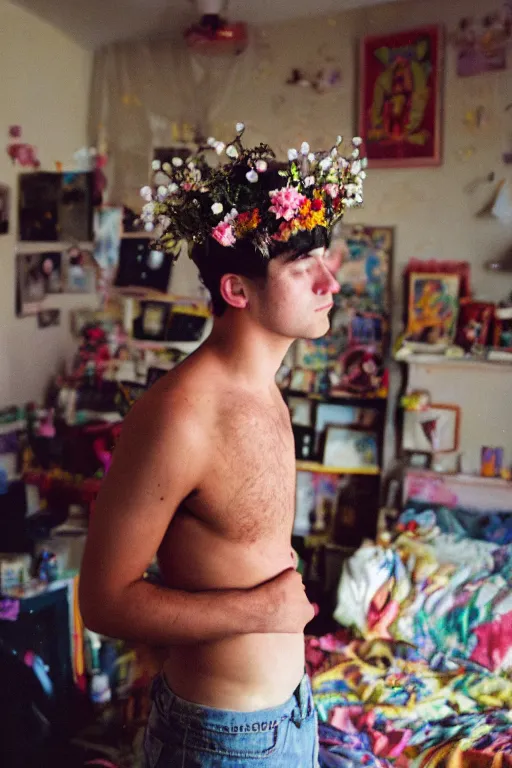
[359,26,443,167]
[0,184,10,235]
[16,253,47,315]
[63,247,97,293]
[37,309,61,329]
[333,226,392,315]
[453,9,511,77]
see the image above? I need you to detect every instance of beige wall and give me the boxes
[0,1,93,407]
[213,0,512,309]
[215,0,511,468]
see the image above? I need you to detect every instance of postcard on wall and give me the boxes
[16,252,63,316]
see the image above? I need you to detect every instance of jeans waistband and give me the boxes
[150,672,313,730]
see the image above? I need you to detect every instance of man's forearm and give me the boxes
[81,578,267,645]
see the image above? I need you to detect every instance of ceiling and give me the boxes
[10,0,398,48]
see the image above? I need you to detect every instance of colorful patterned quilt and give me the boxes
[308,507,512,767]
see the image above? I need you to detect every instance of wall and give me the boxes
[217,0,511,469]
[0,2,93,407]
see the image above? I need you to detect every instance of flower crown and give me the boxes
[140,123,366,259]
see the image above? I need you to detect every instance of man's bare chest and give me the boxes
[191,402,297,543]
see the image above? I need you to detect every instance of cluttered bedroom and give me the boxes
[1,0,512,765]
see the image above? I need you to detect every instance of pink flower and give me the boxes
[212,221,236,247]
[324,183,340,198]
[269,187,306,221]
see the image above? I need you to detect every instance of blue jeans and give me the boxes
[144,672,319,767]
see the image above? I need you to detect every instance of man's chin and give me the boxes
[302,319,331,340]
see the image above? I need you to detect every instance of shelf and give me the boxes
[111,286,209,306]
[16,241,94,254]
[296,460,380,475]
[395,353,512,370]
[128,337,203,354]
[282,389,387,408]
[120,232,153,239]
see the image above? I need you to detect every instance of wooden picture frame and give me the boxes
[359,26,444,168]
[403,404,461,454]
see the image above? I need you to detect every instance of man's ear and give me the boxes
[219,274,249,309]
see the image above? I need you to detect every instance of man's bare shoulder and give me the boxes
[124,349,217,440]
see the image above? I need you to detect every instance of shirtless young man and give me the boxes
[79,127,364,767]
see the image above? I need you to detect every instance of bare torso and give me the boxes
[157,362,304,712]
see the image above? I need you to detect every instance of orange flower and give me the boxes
[234,208,261,238]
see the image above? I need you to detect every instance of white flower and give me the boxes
[226,208,238,221]
[172,157,183,167]
[152,160,161,171]
[351,160,362,175]
[304,176,315,187]
[308,152,316,163]
[215,141,226,155]
[362,158,368,169]
[157,185,168,197]
[188,162,196,170]
[207,136,216,146]
[330,147,338,158]
[255,160,267,172]
[162,162,171,173]
[300,141,310,155]
[352,149,360,159]
[144,222,154,231]
[140,185,152,199]
[352,137,363,147]
[226,145,238,159]
[246,170,258,183]
[345,198,356,208]
[288,148,298,161]
[355,193,363,203]
[236,122,245,132]
[168,182,178,193]
[142,202,155,215]
[336,135,343,146]
[338,157,349,168]
[211,202,224,215]
[360,171,367,180]
[320,157,332,171]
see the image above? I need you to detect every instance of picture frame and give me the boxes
[287,396,313,428]
[405,272,460,348]
[289,367,316,393]
[403,404,461,454]
[322,426,379,470]
[359,26,444,168]
[493,314,512,351]
[0,184,10,235]
[139,301,169,341]
[334,225,393,316]
[455,299,494,351]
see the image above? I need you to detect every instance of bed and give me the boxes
[306,473,512,767]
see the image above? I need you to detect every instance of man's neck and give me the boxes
[203,312,292,392]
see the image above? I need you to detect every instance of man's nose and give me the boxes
[315,261,340,295]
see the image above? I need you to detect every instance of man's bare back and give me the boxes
[158,348,304,710]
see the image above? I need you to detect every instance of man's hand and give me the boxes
[253,568,315,634]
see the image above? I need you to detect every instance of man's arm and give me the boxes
[79,390,312,645]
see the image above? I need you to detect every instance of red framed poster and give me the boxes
[359,26,444,168]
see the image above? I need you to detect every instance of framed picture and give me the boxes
[405,272,460,347]
[315,403,358,434]
[359,26,443,168]
[287,396,313,428]
[290,368,316,393]
[403,404,461,454]
[334,225,393,316]
[348,312,384,347]
[455,299,494,351]
[139,301,169,341]
[323,426,379,470]
[493,314,512,351]
[37,309,60,329]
